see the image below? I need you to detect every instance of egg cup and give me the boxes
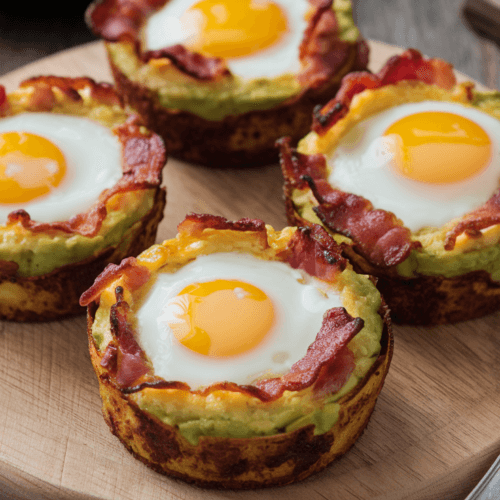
[281,49,500,324]
[81,214,392,488]
[85,0,369,167]
[0,76,166,321]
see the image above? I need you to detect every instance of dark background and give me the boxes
[0,1,498,88]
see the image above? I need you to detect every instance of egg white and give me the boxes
[136,252,342,389]
[328,100,500,232]
[144,0,309,79]
[0,113,123,225]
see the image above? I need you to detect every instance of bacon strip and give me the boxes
[284,224,347,282]
[279,137,421,267]
[80,257,151,306]
[178,213,269,249]
[312,49,457,134]
[142,45,230,81]
[253,307,363,400]
[110,287,151,388]
[298,1,350,88]
[444,189,500,250]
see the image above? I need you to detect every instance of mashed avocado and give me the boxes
[108,0,360,121]
[0,190,155,277]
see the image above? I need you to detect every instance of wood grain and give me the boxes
[0,40,499,500]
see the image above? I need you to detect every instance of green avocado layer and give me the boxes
[109,0,360,121]
[0,193,154,277]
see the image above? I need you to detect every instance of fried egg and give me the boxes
[143,0,309,79]
[136,252,342,388]
[328,100,500,232]
[0,113,122,224]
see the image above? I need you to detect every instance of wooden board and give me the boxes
[0,40,499,500]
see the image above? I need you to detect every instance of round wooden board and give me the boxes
[0,40,499,500]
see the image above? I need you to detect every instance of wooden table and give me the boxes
[0,3,500,500]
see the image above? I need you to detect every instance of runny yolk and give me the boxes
[383,111,492,184]
[0,131,67,204]
[167,279,275,357]
[183,0,289,59]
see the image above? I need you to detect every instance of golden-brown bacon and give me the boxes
[142,45,230,81]
[279,137,421,267]
[3,77,165,239]
[178,213,270,248]
[444,189,500,250]
[254,307,362,400]
[312,49,457,134]
[110,287,151,387]
[80,257,151,306]
[284,225,347,282]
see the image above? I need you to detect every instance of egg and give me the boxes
[326,100,500,232]
[0,112,122,224]
[136,252,342,388]
[143,0,309,79]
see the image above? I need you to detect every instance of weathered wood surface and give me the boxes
[0,3,499,500]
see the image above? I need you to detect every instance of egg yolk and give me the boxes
[167,279,275,357]
[0,131,67,204]
[384,111,492,184]
[184,0,289,59]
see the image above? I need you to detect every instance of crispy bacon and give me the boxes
[110,301,362,400]
[312,49,457,134]
[19,76,122,107]
[279,136,421,267]
[3,77,165,239]
[253,308,363,400]
[87,0,368,85]
[178,214,269,249]
[93,216,364,400]
[142,45,230,81]
[284,225,347,282]
[298,1,350,89]
[110,287,151,387]
[80,257,151,306]
[444,189,500,250]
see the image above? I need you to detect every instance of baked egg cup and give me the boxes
[0,76,166,321]
[281,49,500,324]
[80,213,392,489]
[85,0,369,167]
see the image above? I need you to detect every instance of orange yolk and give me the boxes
[0,131,67,204]
[167,279,275,357]
[384,111,492,184]
[184,0,289,59]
